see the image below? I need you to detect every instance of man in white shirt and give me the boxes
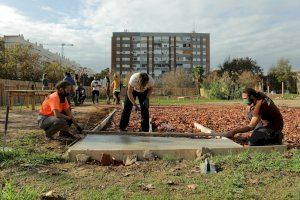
[90,76,101,104]
[119,72,155,132]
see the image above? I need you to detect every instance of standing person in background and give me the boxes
[74,73,81,104]
[119,72,154,132]
[77,82,86,105]
[42,73,49,90]
[91,76,101,104]
[104,75,111,104]
[63,72,76,106]
[111,74,121,104]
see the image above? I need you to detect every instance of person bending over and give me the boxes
[119,72,154,132]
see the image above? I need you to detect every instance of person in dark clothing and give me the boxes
[63,72,77,106]
[225,88,284,146]
[119,72,155,132]
[42,73,49,90]
[105,75,111,104]
[77,83,86,105]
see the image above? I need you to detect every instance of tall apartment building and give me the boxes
[111,32,210,77]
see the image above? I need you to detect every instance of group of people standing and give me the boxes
[90,73,121,105]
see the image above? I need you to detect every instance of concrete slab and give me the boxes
[67,134,243,161]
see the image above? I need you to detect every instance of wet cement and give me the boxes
[67,134,243,161]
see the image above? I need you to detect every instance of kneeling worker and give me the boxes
[38,81,83,139]
[225,88,284,146]
[119,72,154,132]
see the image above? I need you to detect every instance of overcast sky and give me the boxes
[0,0,299,73]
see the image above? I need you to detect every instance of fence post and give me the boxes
[0,83,4,106]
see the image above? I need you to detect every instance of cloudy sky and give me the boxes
[0,0,299,72]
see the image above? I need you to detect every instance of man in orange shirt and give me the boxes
[38,81,83,139]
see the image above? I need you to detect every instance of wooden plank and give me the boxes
[82,130,225,138]
[92,109,117,132]
[194,122,213,134]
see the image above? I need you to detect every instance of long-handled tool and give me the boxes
[194,122,227,137]
[3,105,9,151]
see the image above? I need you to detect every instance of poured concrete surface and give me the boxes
[67,134,243,161]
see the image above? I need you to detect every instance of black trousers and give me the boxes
[92,90,99,103]
[113,91,120,104]
[249,126,283,146]
[119,90,149,132]
[247,108,283,146]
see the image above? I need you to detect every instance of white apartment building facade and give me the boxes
[111,32,210,77]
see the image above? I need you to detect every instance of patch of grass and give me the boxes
[0,148,64,168]
[0,179,40,200]
[211,149,300,173]
[80,185,125,200]
[162,154,178,162]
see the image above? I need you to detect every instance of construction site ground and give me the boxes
[0,100,299,199]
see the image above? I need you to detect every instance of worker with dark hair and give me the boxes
[225,88,284,146]
[119,72,155,132]
[77,82,86,104]
[63,72,77,106]
[42,73,49,90]
[104,75,111,104]
[91,76,101,104]
[37,81,83,139]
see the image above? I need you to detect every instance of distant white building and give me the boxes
[2,34,94,75]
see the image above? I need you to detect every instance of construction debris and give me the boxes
[196,147,212,161]
[100,153,112,166]
[143,150,157,161]
[76,154,90,164]
[200,158,217,174]
[187,184,198,190]
[42,190,66,200]
[124,154,138,166]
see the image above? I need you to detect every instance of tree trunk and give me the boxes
[282,82,284,98]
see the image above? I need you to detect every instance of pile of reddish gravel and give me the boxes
[106,105,300,148]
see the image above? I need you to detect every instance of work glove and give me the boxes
[143,98,150,109]
[76,125,83,134]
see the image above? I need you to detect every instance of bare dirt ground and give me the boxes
[107,105,300,148]
[0,104,112,154]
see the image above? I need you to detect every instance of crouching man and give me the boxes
[119,72,154,132]
[38,81,83,139]
[225,88,284,146]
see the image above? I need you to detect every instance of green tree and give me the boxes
[269,58,294,95]
[238,71,260,88]
[0,44,42,81]
[192,65,205,96]
[94,68,110,80]
[219,57,263,81]
[43,61,65,83]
